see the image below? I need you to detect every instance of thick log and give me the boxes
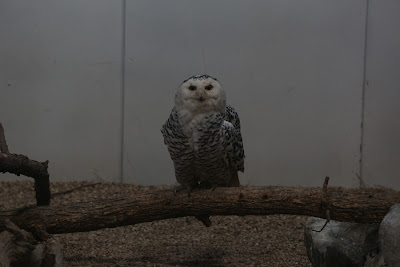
[0,186,399,235]
[0,122,50,206]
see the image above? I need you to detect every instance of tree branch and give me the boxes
[0,122,51,206]
[1,186,399,235]
[0,123,9,153]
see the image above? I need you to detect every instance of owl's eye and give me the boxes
[205,84,213,91]
[188,85,197,91]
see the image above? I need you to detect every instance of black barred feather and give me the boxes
[161,104,245,188]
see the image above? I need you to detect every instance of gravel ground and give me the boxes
[0,181,312,266]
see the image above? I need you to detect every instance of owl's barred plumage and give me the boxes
[161,75,245,192]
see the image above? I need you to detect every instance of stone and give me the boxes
[365,203,400,267]
[304,217,379,267]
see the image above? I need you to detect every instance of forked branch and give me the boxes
[0,122,50,206]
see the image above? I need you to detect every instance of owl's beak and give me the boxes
[199,95,205,102]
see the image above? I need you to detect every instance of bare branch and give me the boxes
[314,177,331,232]
[0,123,9,153]
[0,122,50,206]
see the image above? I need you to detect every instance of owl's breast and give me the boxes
[179,110,222,151]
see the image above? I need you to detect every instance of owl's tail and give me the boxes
[229,171,240,187]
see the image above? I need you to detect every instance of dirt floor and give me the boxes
[0,181,312,266]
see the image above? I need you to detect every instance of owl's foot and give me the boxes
[173,185,185,196]
[187,187,194,197]
[199,182,218,191]
[199,181,212,189]
[173,185,197,197]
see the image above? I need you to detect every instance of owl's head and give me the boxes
[175,75,226,114]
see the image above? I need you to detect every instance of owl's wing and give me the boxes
[162,109,198,191]
[161,108,186,155]
[222,106,245,172]
[225,105,242,131]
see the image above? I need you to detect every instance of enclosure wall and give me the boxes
[1,1,399,189]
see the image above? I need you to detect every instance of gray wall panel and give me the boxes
[4,1,397,189]
[0,1,123,181]
[362,0,400,189]
[123,0,366,186]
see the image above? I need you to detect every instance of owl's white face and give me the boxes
[175,75,226,114]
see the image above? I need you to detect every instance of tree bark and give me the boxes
[0,186,399,235]
[0,122,50,206]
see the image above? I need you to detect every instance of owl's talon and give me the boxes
[173,185,198,197]
[187,184,201,197]
[211,185,217,191]
[173,185,185,196]
[199,181,212,189]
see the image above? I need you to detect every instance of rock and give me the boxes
[380,203,400,266]
[0,219,63,267]
[304,217,379,267]
[31,242,63,267]
[365,203,400,267]
[364,250,384,267]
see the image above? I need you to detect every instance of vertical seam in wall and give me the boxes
[359,0,370,187]
[120,0,126,183]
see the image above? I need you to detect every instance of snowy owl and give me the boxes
[161,75,245,195]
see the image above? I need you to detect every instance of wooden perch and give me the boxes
[0,122,51,206]
[0,185,399,235]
